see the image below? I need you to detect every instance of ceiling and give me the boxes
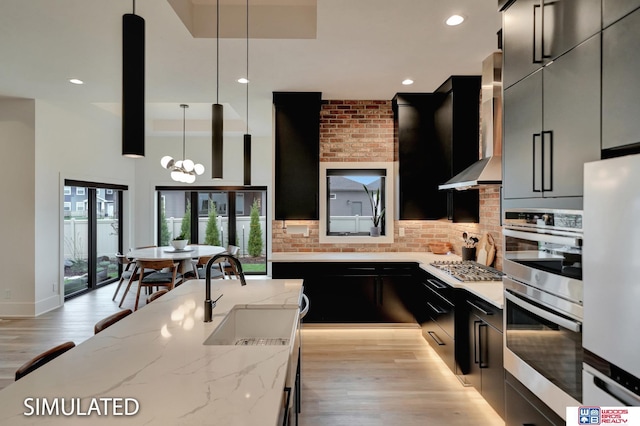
[0,0,502,138]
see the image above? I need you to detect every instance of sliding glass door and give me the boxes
[157,186,267,274]
[63,180,126,299]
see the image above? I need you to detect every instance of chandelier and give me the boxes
[160,104,205,183]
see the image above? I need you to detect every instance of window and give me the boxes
[157,187,268,274]
[320,162,394,243]
[326,169,386,236]
[106,189,113,195]
[63,180,126,299]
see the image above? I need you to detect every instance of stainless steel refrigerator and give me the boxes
[583,154,640,406]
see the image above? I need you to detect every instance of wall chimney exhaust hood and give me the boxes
[439,52,502,191]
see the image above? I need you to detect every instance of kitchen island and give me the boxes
[0,278,303,425]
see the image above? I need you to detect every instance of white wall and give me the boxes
[0,99,36,316]
[0,99,136,317]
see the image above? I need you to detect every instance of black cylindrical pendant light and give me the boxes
[243,0,251,185]
[122,6,145,158]
[212,103,223,179]
[211,0,224,179]
[243,134,251,185]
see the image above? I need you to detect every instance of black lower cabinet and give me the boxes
[465,293,504,419]
[505,371,564,426]
[271,262,416,323]
[412,270,467,375]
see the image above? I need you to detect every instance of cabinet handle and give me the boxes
[427,302,447,315]
[426,278,447,290]
[427,331,445,346]
[377,277,383,306]
[473,320,481,364]
[479,323,489,369]
[542,130,553,192]
[532,133,542,192]
[467,300,493,316]
[532,4,544,63]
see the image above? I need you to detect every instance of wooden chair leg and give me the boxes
[112,276,126,301]
[119,265,138,308]
[134,283,144,311]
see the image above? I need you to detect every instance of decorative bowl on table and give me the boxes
[170,239,188,250]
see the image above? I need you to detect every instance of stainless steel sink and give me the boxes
[203,305,298,346]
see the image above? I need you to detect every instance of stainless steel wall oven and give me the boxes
[503,209,584,420]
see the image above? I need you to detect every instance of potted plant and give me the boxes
[171,233,189,250]
[363,184,385,237]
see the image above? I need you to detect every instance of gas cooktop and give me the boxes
[430,260,504,282]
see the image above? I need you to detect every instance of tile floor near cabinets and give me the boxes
[0,283,504,425]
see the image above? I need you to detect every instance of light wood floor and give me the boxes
[0,283,504,425]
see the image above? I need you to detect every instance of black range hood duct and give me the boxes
[439,52,502,191]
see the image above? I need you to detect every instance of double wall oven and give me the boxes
[503,209,584,420]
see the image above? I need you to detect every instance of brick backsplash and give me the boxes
[273,99,503,270]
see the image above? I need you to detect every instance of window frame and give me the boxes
[319,162,394,244]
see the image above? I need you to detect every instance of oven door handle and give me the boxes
[503,228,582,247]
[505,290,582,332]
[585,364,640,406]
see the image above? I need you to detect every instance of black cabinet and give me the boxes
[502,0,601,89]
[393,93,446,220]
[602,8,640,154]
[465,293,504,419]
[271,262,416,323]
[603,0,640,28]
[393,77,480,222]
[434,76,481,223]
[503,34,601,204]
[273,92,322,220]
[414,270,466,375]
[505,371,565,426]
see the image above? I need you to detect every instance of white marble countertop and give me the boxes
[270,252,504,309]
[0,278,303,425]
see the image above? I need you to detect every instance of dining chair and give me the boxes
[94,309,133,334]
[146,289,169,304]
[117,245,158,308]
[133,259,182,311]
[189,255,225,280]
[112,253,135,301]
[15,341,76,381]
[222,245,240,278]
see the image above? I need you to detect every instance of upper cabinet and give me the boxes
[602,8,640,153]
[502,0,601,89]
[273,92,322,220]
[394,78,481,222]
[434,77,481,223]
[603,0,640,28]
[503,35,601,202]
[393,93,447,220]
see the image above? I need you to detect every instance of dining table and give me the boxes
[119,245,226,307]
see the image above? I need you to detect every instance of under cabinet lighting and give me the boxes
[402,79,414,85]
[237,77,249,84]
[69,78,84,85]
[446,15,465,26]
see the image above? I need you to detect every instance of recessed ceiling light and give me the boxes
[237,77,249,84]
[69,78,84,85]
[446,15,465,26]
[402,79,414,85]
